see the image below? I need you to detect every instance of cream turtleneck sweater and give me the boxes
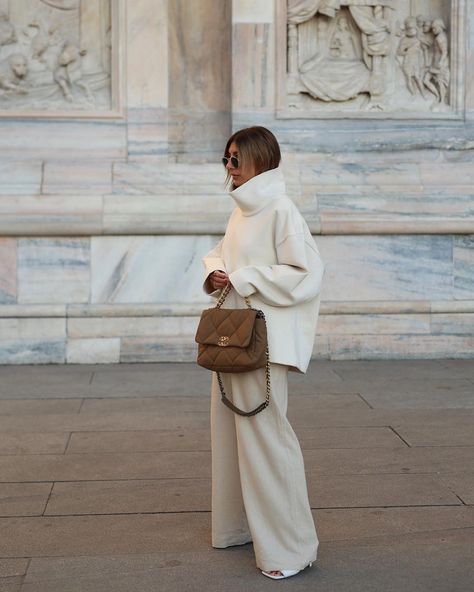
[202,166,325,373]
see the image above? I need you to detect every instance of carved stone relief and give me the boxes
[284,0,454,114]
[0,0,111,112]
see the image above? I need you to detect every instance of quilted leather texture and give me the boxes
[195,308,267,373]
[195,308,258,347]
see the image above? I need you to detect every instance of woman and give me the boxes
[202,126,325,580]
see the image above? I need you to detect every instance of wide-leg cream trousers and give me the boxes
[210,362,319,572]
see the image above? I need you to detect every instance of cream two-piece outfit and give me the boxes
[202,166,325,572]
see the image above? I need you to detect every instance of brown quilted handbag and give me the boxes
[195,283,271,416]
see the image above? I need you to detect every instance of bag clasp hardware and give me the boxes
[217,336,230,347]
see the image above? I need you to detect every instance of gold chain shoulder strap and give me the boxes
[215,283,271,417]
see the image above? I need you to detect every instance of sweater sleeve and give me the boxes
[229,206,325,306]
[202,237,226,296]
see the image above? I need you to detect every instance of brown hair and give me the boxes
[224,126,281,188]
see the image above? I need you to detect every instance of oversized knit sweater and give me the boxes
[202,166,325,373]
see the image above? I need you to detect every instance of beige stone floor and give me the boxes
[0,360,473,591]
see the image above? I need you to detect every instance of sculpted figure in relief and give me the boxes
[0,11,16,46]
[285,1,452,114]
[0,53,28,95]
[423,18,450,104]
[330,16,356,59]
[397,17,426,99]
[54,43,94,103]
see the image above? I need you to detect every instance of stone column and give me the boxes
[168,0,232,161]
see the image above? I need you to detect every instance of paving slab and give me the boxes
[0,451,211,482]
[0,367,93,399]
[0,432,69,455]
[0,399,82,415]
[0,559,28,578]
[66,428,211,453]
[45,478,211,515]
[303,445,474,475]
[393,423,474,446]
[436,472,474,505]
[308,473,461,508]
[0,483,52,517]
[352,378,474,408]
[0,578,22,592]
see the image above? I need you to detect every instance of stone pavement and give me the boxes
[0,359,473,591]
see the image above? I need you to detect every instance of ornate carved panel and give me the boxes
[276,0,466,118]
[0,0,123,117]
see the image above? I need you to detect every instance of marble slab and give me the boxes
[233,0,274,23]
[318,235,453,301]
[103,194,232,234]
[454,236,474,299]
[66,339,121,364]
[317,314,431,335]
[0,319,65,341]
[0,196,103,236]
[67,317,197,339]
[328,334,474,360]
[18,239,90,304]
[233,24,275,110]
[90,236,217,303]
[0,121,127,160]
[0,341,65,365]
[112,162,224,195]
[126,0,168,109]
[126,110,169,158]
[0,162,42,195]
[0,239,16,304]
[42,162,113,195]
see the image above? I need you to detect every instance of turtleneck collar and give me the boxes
[229,166,286,216]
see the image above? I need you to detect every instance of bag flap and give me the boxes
[195,308,258,347]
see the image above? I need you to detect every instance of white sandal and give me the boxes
[261,561,313,580]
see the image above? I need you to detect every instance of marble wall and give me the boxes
[0,0,473,364]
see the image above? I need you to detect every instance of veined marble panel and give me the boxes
[318,193,474,234]
[0,120,126,160]
[233,23,275,110]
[18,238,90,304]
[126,109,168,158]
[453,236,474,299]
[120,336,197,363]
[0,318,65,341]
[300,162,422,187]
[90,236,218,304]
[431,313,474,334]
[43,162,112,195]
[420,163,474,185]
[318,235,453,301]
[328,335,474,360]
[0,195,103,235]
[0,161,42,195]
[103,194,233,234]
[317,314,431,335]
[0,341,65,365]
[66,338,120,364]
[127,0,168,108]
[233,0,274,23]
[0,239,16,304]
[112,162,224,195]
[67,316,198,339]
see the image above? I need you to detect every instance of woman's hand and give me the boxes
[209,270,230,290]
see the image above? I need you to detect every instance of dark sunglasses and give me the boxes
[222,155,239,168]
